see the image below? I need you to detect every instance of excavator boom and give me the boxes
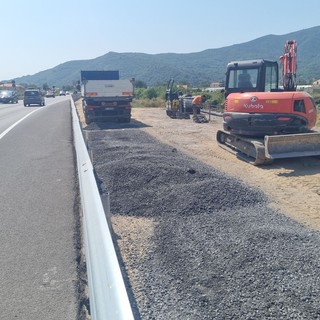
[280,40,297,91]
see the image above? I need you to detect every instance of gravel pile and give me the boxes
[86,126,320,320]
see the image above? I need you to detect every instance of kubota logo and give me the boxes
[244,103,264,109]
[244,96,263,109]
[250,96,257,102]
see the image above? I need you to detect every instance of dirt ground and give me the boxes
[131,107,320,230]
[76,102,320,230]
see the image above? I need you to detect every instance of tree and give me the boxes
[200,81,211,88]
[42,83,49,91]
[146,87,158,99]
[134,80,147,88]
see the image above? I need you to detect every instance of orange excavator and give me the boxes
[216,40,320,165]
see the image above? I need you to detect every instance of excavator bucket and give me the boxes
[265,132,320,159]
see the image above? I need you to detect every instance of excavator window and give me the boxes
[227,69,258,89]
[294,100,306,113]
[238,73,253,88]
[265,64,278,91]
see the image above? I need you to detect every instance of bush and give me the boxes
[131,98,165,108]
[134,86,166,100]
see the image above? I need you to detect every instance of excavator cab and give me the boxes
[224,59,279,97]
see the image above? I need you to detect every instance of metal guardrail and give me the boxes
[71,97,134,320]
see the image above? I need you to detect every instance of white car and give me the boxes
[46,90,55,98]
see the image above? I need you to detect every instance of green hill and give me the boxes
[11,26,320,87]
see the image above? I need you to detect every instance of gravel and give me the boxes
[86,125,320,320]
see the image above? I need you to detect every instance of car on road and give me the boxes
[59,90,66,96]
[0,90,18,103]
[23,89,45,106]
[46,90,55,98]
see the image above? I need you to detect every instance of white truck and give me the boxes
[81,70,134,124]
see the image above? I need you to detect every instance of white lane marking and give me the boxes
[0,108,41,140]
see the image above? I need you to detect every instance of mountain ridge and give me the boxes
[11,25,320,87]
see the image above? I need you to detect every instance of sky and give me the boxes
[1,0,319,80]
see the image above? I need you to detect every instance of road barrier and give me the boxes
[71,97,134,320]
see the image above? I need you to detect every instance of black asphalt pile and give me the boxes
[89,130,265,218]
[86,127,320,320]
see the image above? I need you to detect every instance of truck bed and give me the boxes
[82,80,133,98]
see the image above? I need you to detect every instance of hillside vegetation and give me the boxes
[8,26,320,88]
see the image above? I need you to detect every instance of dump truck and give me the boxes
[81,70,134,124]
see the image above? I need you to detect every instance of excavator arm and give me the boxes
[279,40,297,91]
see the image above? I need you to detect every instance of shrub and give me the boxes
[131,98,165,108]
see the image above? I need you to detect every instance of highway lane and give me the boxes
[0,97,81,319]
[0,96,65,133]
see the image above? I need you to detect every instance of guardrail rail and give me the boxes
[71,97,134,320]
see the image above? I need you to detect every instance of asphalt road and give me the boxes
[0,97,81,319]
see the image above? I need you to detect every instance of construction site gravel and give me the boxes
[79,105,320,320]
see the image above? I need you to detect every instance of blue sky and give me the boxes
[2,0,319,80]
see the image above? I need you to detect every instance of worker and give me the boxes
[192,94,206,117]
[238,73,253,88]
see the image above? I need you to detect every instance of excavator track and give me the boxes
[216,130,272,165]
